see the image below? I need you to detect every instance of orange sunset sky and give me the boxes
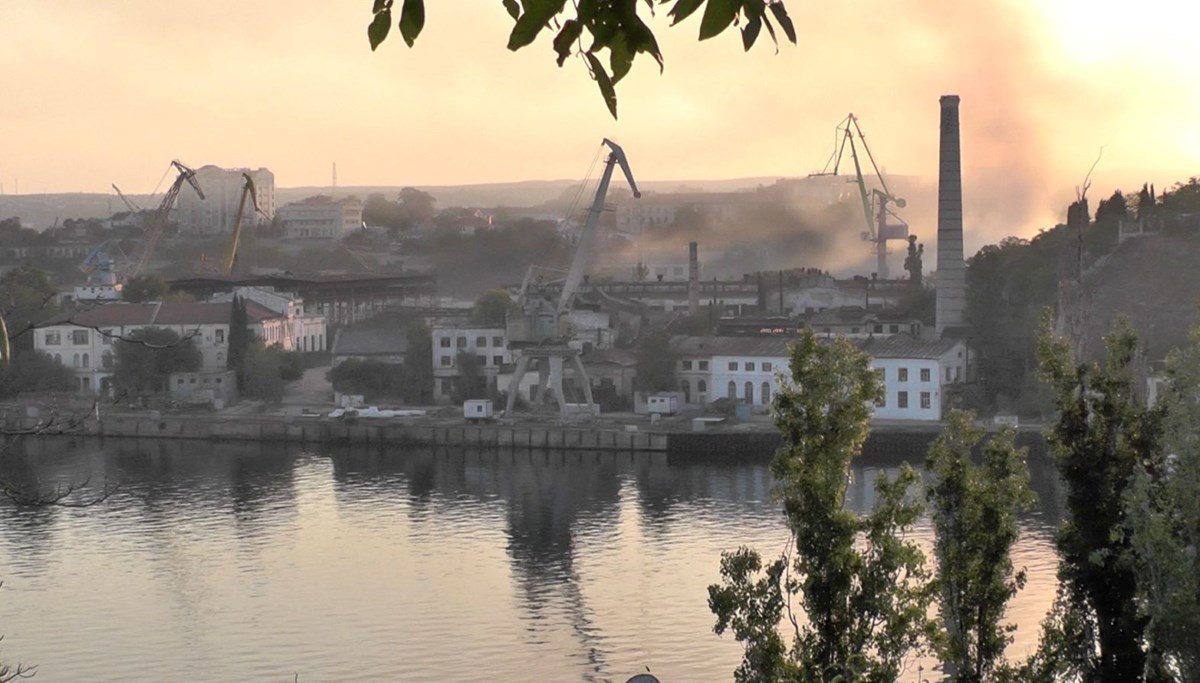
[1,0,1198,239]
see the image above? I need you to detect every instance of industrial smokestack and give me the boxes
[688,241,700,315]
[936,95,966,338]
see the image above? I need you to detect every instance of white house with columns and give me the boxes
[669,334,967,421]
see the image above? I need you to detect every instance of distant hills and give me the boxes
[0,177,793,231]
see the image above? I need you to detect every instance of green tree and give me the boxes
[329,358,406,401]
[366,0,796,118]
[707,331,934,682]
[926,411,1035,682]
[0,265,58,352]
[402,321,434,404]
[113,327,202,395]
[122,274,169,303]
[0,350,74,397]
[1036,312,1164,681]
[1126,323,1200,681]
[451,351,488,403]
[227,295,249,375]
[240,341,284,403]
[634,329,676,392]
[470,289,514,327]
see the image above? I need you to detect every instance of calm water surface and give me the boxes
[0,438,1064,682]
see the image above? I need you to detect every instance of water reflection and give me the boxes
[0,437,1065,682]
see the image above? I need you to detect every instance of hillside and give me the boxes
[1082,233,1200,361]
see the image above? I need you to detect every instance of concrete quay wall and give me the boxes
[2,413,670,452]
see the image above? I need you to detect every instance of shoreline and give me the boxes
[3,409,1048,459]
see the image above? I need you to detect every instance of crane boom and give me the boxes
[111,184,143,214]
[816,114,909,278]
[131,160,205,278]
[221,173,262,276]
[556,138,641,315]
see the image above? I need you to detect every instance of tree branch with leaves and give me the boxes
[367,0,796,118]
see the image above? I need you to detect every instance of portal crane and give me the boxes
[813,114,909,279]
[130,160,205,278]
[221,173,264,276]
[504,138,641,418]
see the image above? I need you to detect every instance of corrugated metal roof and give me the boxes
[854,335,962,359]
[331,327,409,357]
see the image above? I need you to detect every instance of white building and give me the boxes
[176,165,276,235]
[33,300,293,394]
[280,195,364,240]
[212,287,327,353]
[431,322,513,403]
[669,334,968,421]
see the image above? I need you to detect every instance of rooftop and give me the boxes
[42,300,283,328]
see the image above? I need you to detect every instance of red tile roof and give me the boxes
[40,300,284,329]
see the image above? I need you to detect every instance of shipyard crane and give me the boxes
[111,184,143,214]
[130,160,204,278]
[504,138,641,418]
[813,114,909,279]
[221,173,264,276]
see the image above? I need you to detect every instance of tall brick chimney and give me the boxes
[688,241,700,315]
[936,95,966,337]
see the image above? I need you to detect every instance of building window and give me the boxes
[699,360,709,371]
[898,391,909,409]
[217,352,225,364]
[918,368,929,382]
[745,362,755,372]
[72,353,80,368]
[102,352,113,369]
[921,392,931,409]
[681,359,693,371]
[493,336,503,347]
[476,355,487,366]
[82,353,89,368]
[898,368,909,382]
[728,361,738,371]
[947,367,953,381]
[851,327,860,334]
[456,337,467,348]
[698,380,707,395]
[681,380,691,403]
[216,329,225,343]
[744,381,754,404]
[44,331,61,346]
[177,378,185,386]
[476,336,487,347]
[761,382,771,404]
[890,325,900,333]
[493,355,504,366]
[441,356,453,367]
[873,324,883,333]
[762,362,772,373]
[72,330,88,345]
[727,381,737,399]
[54,353,61,363]
[440,337,451,348]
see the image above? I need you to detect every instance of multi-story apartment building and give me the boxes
[176,165,276,235]
[34,300,294,394]
[279,195,364,240]
[431,322,512,403]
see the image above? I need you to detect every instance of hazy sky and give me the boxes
[1,0,1198,238]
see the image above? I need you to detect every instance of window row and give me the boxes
[876,367,933,383]
[44,329,92,346]
[679,359,709,371]
[438,335,505,349]
[876,390,932,410]
[439,355,507,367]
